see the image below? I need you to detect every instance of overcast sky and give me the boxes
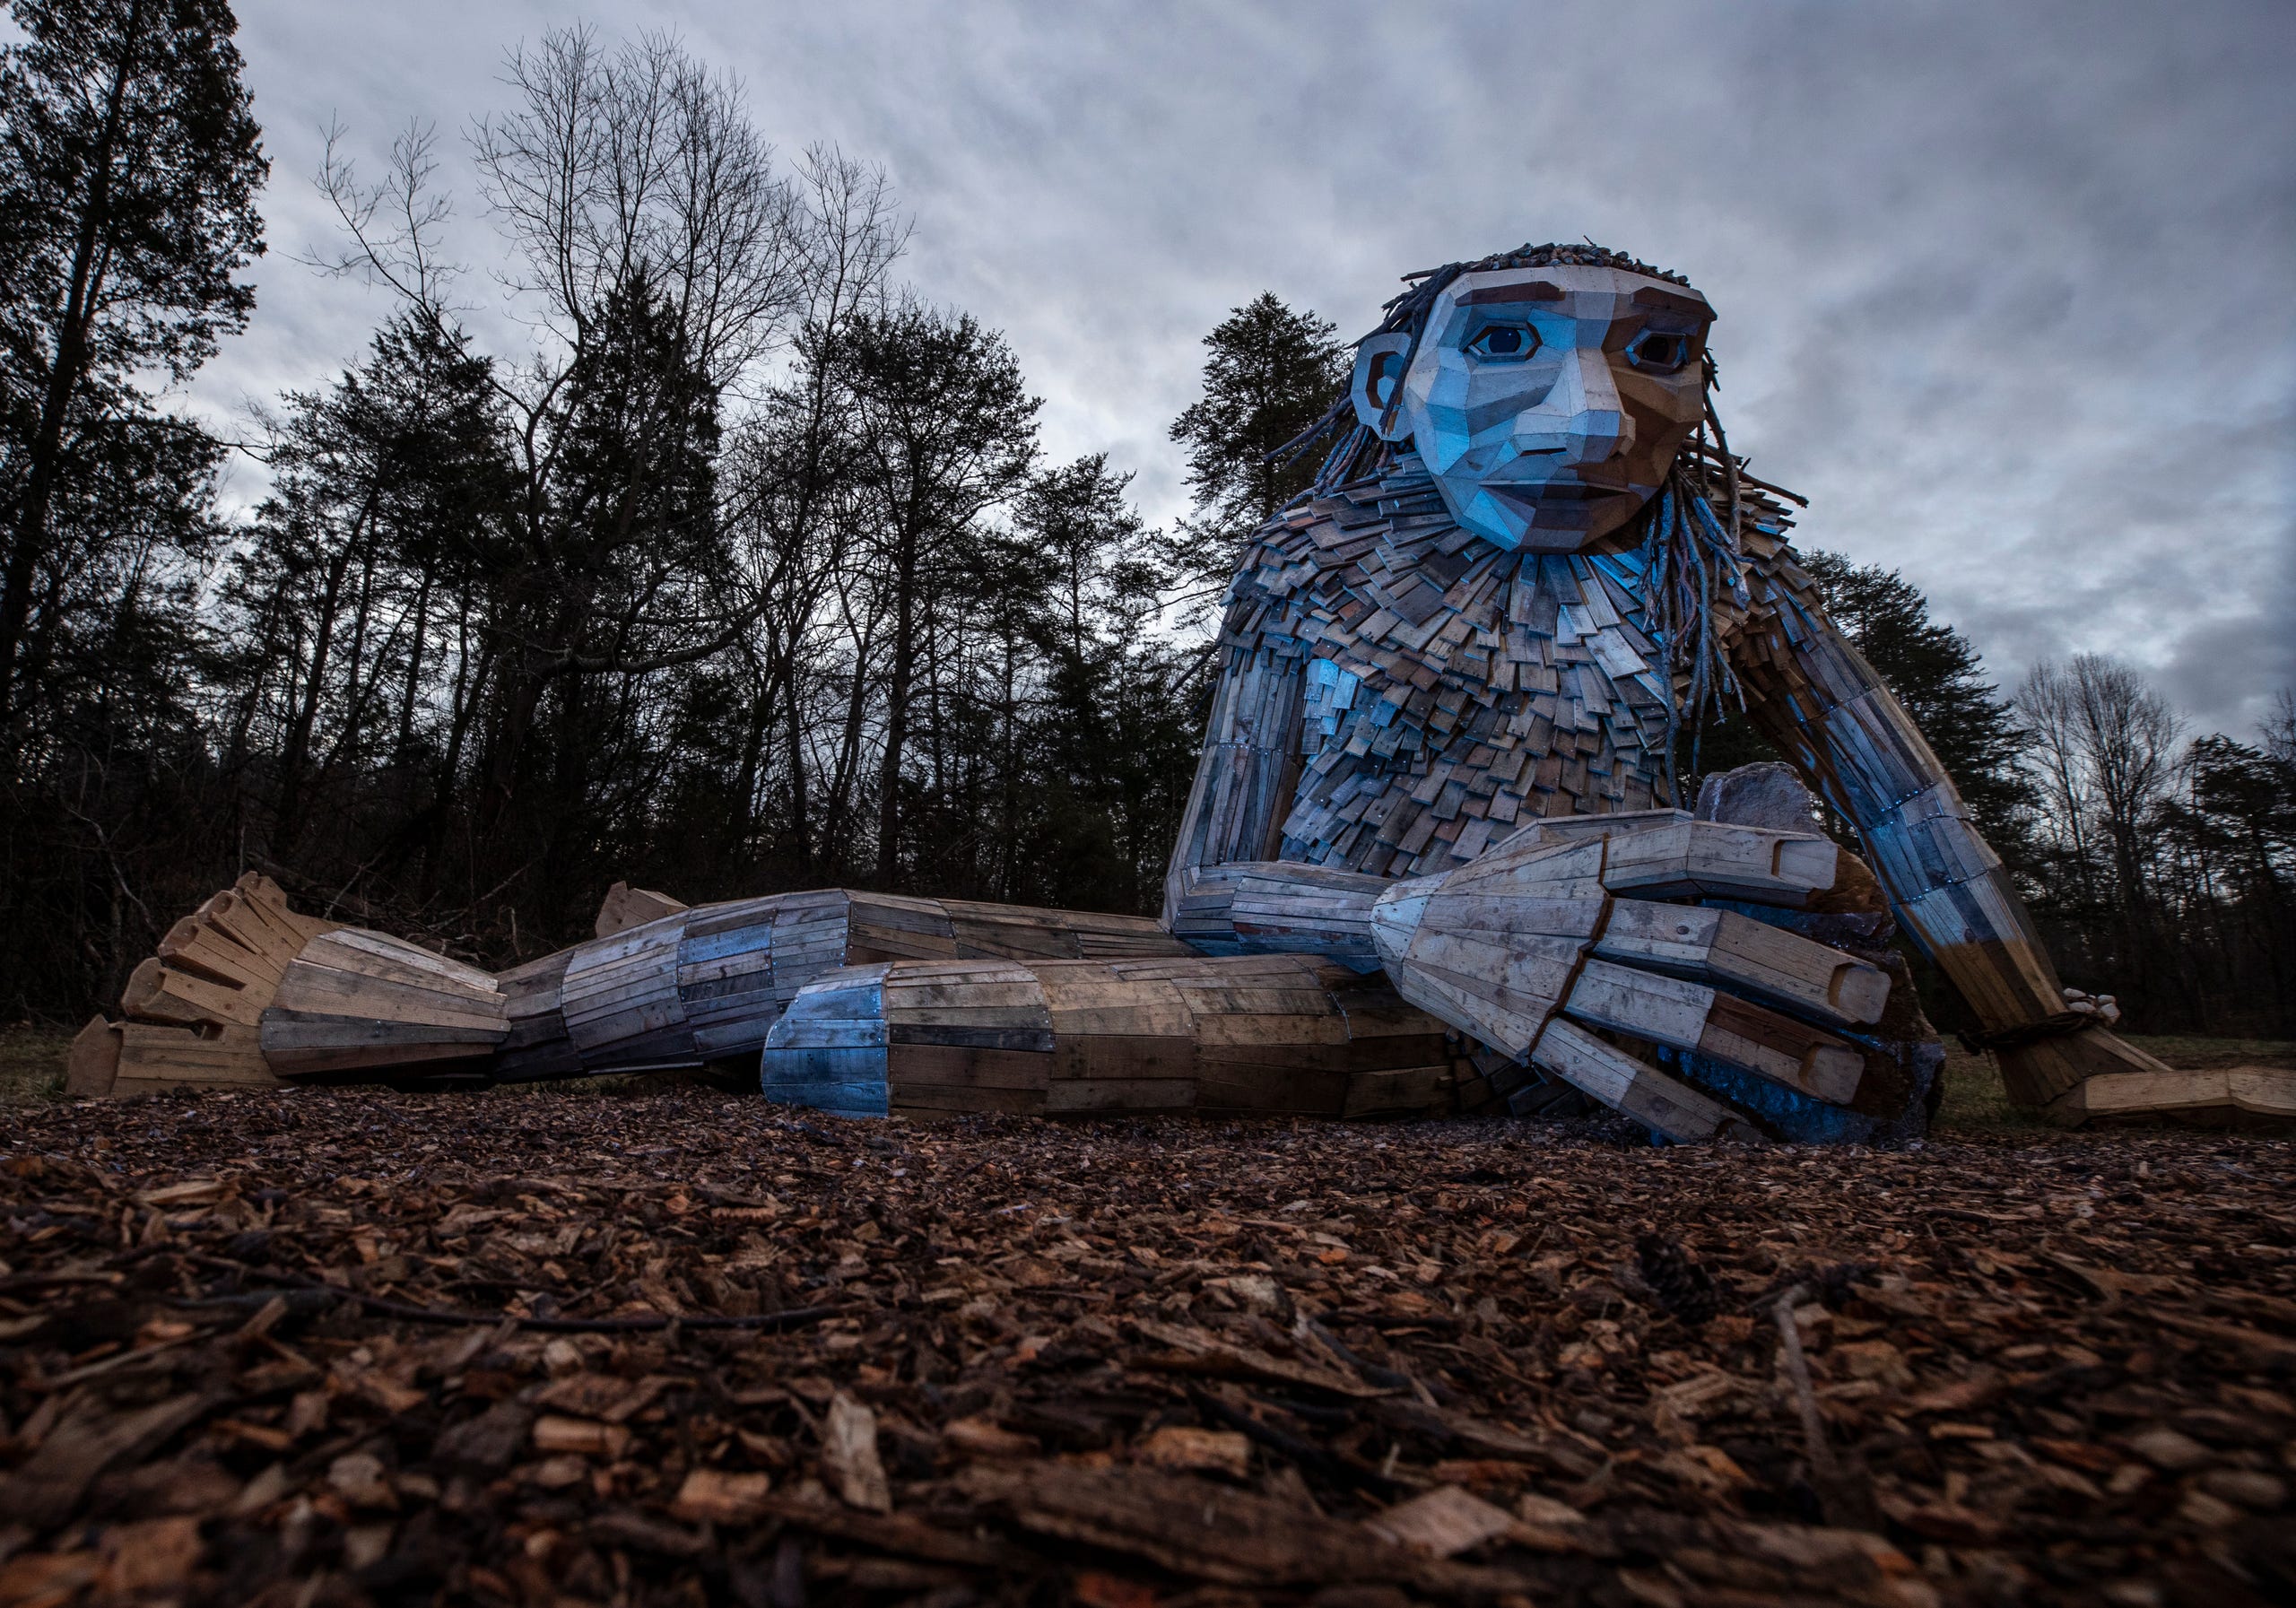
[187,0,2295,738]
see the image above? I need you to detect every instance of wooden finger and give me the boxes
[1594,901,1889,1027]
[1527,1018,1751,1143]
[1562,958,1864,1105]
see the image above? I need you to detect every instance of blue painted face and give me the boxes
[1352,265,1714,552]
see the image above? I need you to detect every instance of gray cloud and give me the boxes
[189,0,2296,736]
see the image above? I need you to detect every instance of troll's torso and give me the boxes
[1171,451,1821,887]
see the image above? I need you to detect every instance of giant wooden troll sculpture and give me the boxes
[74,245,2292,1137]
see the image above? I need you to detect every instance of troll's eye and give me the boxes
[1465,323,1539,361]
[1628,330,1691,371]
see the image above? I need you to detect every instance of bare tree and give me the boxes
[2263,687,2295,766]
[2016,654,2186,1013]
[309,27,857,872]
[717,146,906,872]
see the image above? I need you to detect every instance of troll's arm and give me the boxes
[1160,604,1396,961]
[1726,541,2166,1108]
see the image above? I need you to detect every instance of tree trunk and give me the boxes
[873,542,918,888]
[0,3,145,737]
[274,526,361,856]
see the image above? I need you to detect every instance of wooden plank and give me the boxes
[678,964,774,1004]
[121,956,262,1028]
[1194,1012,1350,1048]
[1108,953,1327,985]
[1529,1019,1742,1143]
[1561,958,1710,1046]
[1331,996,1451,1039]
[1403,926,1582,1003]
[270,963,509,1030]
[880,975,1048,1006]
[761,1039,890,1117]
[1039,997,1196,1037]
[1077,931,1197,959]
[1700,991,1863,1105]
[232,873,341,946]
[568,1004,689,1059]
[1025,971,1198,1011]
[291,935,500,1004]
[594,882,691,939]
[947,917,1085,959]
[1196,1066,1350,1116]
[197,891,303,970]
[157,913,283,990]
[264,1040,500,1076]
[1593,903,1887,1027]
[679,937,775,979]
[846,895,958,936]
[107,1021,274,1085]
[225,877,335,958]
[1341,1064,1456,1117]
[1044,1078,1196,1113]
[562,918,688,1064]
[1595,821,1841,905]
[1709,914,1890,1024]
[885,1083,1042,1115]
[316,929,499,994]
[757,1019,878,1052]
[1562,959,1862,1106]
[1164,984,1339,1016]
[2229,1067,2296,1119]
[1052,1035,1197,1082]
[1415,891,1606,940]
[848,930,961,960]
[680,895,785,938]
[888,1045,1053,1092]
[65,1016,121,1097]
[878,1008,1055,1039]
[1196,1034,1448,1072]
[691,1018,778,1057]
[1386,965,1538,1059]
[255,1018,505,1054]
[888,1024,1057,1052]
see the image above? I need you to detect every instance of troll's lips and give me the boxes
[1486,479,1638,513]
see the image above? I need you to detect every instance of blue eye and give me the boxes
[1466,323,1539,361]
[1628,330,1691,371]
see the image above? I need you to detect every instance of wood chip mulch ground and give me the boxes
[1,1089,2292,1608]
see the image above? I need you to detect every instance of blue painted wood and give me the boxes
[771,1020,888,1049]
[760,1043,889,1117]
[761,968,892,1116]
[681,921,777,962]
[887,1023,1056,1051]
[761,1081,889,1119]
[692,1021,775,1056]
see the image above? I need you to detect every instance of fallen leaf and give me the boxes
[824,1393,891,1512]
[1138,1425,1251,1478]
[1366,1485,1515,1557]
[533,1415,631,1459]
[944,1417,1039,1459]
[672,1468,773,1524]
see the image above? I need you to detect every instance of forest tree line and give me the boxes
[3,4,2289,1038]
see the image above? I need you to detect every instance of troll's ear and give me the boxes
[1351,333,1415,441]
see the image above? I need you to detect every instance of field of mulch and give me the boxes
[1,1090,2292,1608]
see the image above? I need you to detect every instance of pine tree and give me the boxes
[219,314,513,866]
[1695,552,2032,864]
[1796,551,2034,857]
[840,303,1039,887]
[1167,292,1347,613]
[0,0,265,734]
[1006,455,1193,912]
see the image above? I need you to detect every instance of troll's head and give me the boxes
[1342,243,1714,551]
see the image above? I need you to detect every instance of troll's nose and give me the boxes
[1515,346,1633,465]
